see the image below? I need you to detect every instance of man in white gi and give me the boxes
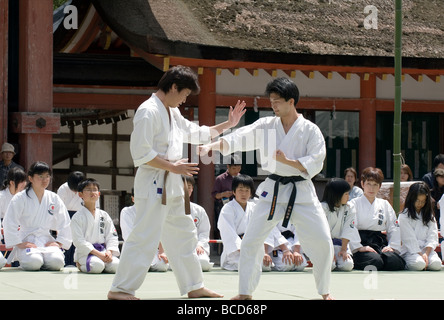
[70,179,120,273]
[107,66,246,300]
[199,77,334,300]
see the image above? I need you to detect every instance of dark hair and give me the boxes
[402,182,435,225]
[322,178,351,211]
[183,175,195,187]
[432,154,444,170]
[361,167,384,186]
[77,178,100,193]
[265,77,300,106]
[232,174,255,196]
[26,161,52,196]
[157,65,200,95]
[67,171,85,191]
[1,167,27,191]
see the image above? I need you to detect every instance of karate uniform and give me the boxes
[119,204,169,272]
[217,199,253,271]
[3,188,72,271]
[349,196,405,270]
[190,202,214,271]
[70,206,120,273]
[0,188,13,268]
[221,115,333,296]
[322,202,358,271]
[399,210,441,271]
[264,225,307,271]
[110,94,212,296]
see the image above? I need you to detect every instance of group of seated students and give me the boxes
[1,162,443,274]
[218,167,443,273]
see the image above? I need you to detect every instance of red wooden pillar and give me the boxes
[359,74,377,174]
[12,0,59,174]
[197,68,216,237]
[0,0,8,144]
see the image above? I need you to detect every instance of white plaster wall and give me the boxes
[216,69,360,98]
[376,74,444,100]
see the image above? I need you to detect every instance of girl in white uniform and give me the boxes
[108,66,245,300]
[200,77,334,300]
[0,168,26,269]
[3,162,72,271]
[276,222,308,271]
[70,179,120,273]
[349,167,405,271]
[218,174,255,271]
[321,178,360,271]
[399,182,441,271]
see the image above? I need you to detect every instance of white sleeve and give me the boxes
[104,212,120,255]
[2,194,24,248]
[70,213,95,258]
[385,201,401,252]
[217,204,242,254]
[130,108,159,167]
[296,125,326,179]
[399,213,421,253]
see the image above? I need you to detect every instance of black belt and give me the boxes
[267,174,305,228]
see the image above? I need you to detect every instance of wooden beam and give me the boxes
[0,0,8,144]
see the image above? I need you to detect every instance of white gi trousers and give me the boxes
[110,196,203,296]
[238,199,333,296]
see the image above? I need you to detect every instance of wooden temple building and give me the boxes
[1,0,444,236]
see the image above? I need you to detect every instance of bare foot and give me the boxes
[322,293,335,300]
[187,287,224,298]
[231,294,253,300]
[107,291,140,300]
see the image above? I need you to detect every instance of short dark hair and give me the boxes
[232,174,255,195]
[67,171,85,191]
[321,178,351,211]
[361,167,384,186]
[265,77,300,106]
[157,65,200,95]
[78,178,100,193]
[183,175,195,187]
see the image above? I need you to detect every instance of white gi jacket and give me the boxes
[3,188,72,250]
[0,187,13,241]
[57,182,83,212]
[349,196,401,252]
[190,202,211,255]
[399,210,439,255]
[119,204,136,241]
[322,202,360,245]
[221,115,325,204]
[70,206,120,261]
[264,226,289,252]
[0,187,13,220]
[218,199,254,266]
[130,95,212,201]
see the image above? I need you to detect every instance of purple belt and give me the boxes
[86,243,106,272]
[332,238,342,246]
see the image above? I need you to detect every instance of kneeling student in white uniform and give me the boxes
[276,222,308,271]
[70,179,120,273]
[3,162,72,271]
[184,176,214,271]
[119,191,169,272]
[218,174,255,271]
[263,225,307,272]
[399,182,441,271]
[321,178,359,271]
